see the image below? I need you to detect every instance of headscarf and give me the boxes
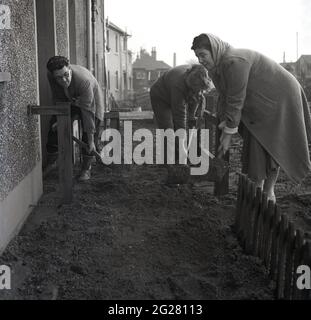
[192,33,231,78]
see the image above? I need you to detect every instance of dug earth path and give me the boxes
[0,161,274,299]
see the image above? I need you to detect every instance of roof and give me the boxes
[106,20,131,37]
[133,51,171,70]
[299,55,311,63]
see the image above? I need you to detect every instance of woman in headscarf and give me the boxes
[150,64,211,184]
[191,33,311,202]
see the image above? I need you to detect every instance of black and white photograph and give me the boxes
[0,0,311,306]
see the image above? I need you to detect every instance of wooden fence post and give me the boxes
[57,109,73,203]
[252,187,263,256]
[276,214,289,299]
[235,174,244,232]
[284,222,296,299]
[263,200,275,268]
[237,175,248,241]
[269,206,281,280]
[258,192,268,259]
[28,103,73,203]
[292,229,305,300]
[244,180,255,253]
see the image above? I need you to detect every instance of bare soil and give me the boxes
[0,119,310,300]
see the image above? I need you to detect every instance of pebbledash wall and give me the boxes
[0,0,108,252]
[0,0,42,252]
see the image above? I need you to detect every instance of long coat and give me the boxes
[211,48,311,183]
[48,64,105,122]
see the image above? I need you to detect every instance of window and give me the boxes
[106,29,110,51]
[115,71,119,89]
[123,71,127,90]
[115,34,119,53]
[136,71,146,79]
[123,37,127,51]
[129,77,132,90]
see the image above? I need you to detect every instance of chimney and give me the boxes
[151,47,157,60]
[140,47,145,58]
[173,52,176,67]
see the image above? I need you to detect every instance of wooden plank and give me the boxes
[28,104,70,116]
[237,175,247,239]
[104,111,120,119]
[276,214,289,300]
[252,187,263,256]
[110,118,120,130]
[245,180,256,253]
[263,200,275,268]
[119,111,154,120]
[239,177,250,246]
[235,174,244,232]
[284,222,296,300]
[258,192,268,259]
[292,229,305,300]
[269,206,281,280]
[57,112,73,203]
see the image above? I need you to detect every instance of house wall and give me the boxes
[70,0,87,68]
[55,0,70,58]
[106,28,122,100]
[0,0,111,253]
[0,0,42,252]
[106,25,133,104]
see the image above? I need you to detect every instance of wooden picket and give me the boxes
[236,175,311,300]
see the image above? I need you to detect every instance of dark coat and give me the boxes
[212,47,311,183]
[150,65,201,129]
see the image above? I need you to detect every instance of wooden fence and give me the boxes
[236,173,311,299]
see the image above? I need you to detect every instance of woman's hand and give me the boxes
[217,131,233,157]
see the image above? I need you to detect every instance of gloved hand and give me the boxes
[217,131,233,157]
[217,121,234,157]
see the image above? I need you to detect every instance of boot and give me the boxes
[78,155,94,182]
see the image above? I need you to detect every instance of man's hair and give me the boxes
[186,64,210,91]
[47,56,70,73]
[191,34,212,52]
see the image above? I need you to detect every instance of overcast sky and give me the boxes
[105,0,311,66]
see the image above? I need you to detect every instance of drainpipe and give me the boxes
[86,0,93,72]
[91,0,97,77]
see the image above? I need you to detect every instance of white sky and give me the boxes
[105,0,311,66]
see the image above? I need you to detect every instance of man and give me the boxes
[46,56,104,181]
